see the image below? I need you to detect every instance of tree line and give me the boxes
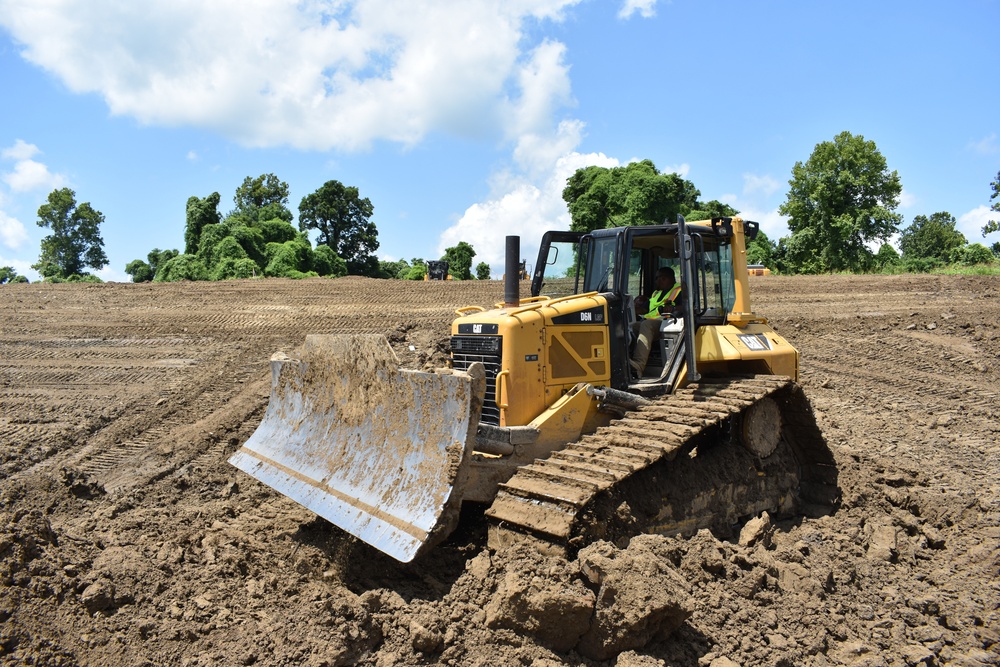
[124,174,489,283]
[561,132,999,275]
[0,173,489,284]
[2,130,998,285]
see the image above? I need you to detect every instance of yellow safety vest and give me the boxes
[644,283,682,319]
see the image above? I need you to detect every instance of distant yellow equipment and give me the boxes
[747,263,771,276]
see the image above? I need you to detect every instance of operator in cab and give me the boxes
[630,266,682,377]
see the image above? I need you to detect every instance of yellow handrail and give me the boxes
[495,369,510,411]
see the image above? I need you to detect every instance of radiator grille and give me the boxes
[451,335,502,425]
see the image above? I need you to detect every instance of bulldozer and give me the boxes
[229,216,839,563]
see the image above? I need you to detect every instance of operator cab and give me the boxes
[531,217,753,393]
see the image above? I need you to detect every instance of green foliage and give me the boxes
[927,262,1000,276]
[264,236,317,279]
[299,180,379,276]
[899,212,966,264]
[150,249,179,280]
[232,174,292,223]
[684,200,739,221]
[982,170,1000,237]
[135,175,350,283]
[42,273,103,283]
[196,223,232,268]
[209,236,251,280]
[563,160,700,232]
[312,244,348,277]
[213,257,260,280]
[64,273,103,283]
[377,258,410,279]
[441,241,476,280]
[0,266,29,284]
[33,188,109,279]
[125,259,154,283]
[475,261,491,280]
[873,243,900,270]
[404,258,427,280]
[957,243,996,266]
[228,225,267,267]
[779,131,902,273]
[185,193,221,255]
[746,230,776,267]
[255,219,299,245]
[156,254,209,282]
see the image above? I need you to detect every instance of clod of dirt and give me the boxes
[738,511,774,548]
[0,510,58,584]
[576,536,694,660]
[484,545,595,652]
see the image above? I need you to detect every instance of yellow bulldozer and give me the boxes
[230,217,839,562]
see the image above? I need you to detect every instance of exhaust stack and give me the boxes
[504,235,520,307]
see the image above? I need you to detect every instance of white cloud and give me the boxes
[718,193,789,241]
[186,150,199,161]
[95,264,129,283]
[742,173,781,198]
[504,40,574,142]
[661,162,689,178]
[898,188,917,209]
[1,140,67,192]
[0,209,29,249]
[0,0,587,151]
[969,133,999,155]
[2,158,67,193]
[1,139,40,161]
[618,0,658,20]
[958,205,997,242]
[439,120,618,273]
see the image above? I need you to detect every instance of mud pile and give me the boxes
[0,275,998,666]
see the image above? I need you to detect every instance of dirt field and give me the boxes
[1,274,998,667]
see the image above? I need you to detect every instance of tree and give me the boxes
[0,266,29,284]
[957,243,995,266]
[873,243,900,271]
[779,131,902,273]
[475,261,491,280]
[563,160,700,232]
[898,212,966,267]
[746,230,777,267]
[982,170,1000,238]
[403,258,427,280]
[33,188,109,279]
[441,242,476,280]
[684,199,739,222]
[299,180,379,276]
[377,258,410,279]
[125,259,154,283]
[125,247,177,283]
[185,193,221,254]
[156,254,208,282]
[232,173,292,223]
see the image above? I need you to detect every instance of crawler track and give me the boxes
[487,376,839,553]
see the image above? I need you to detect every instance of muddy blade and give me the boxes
[229,335,481,563]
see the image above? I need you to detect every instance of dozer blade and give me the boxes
[229,334,485,563]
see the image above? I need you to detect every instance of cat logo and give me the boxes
[473,324,482,334]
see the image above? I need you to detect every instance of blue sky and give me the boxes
[1,0,998,282]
